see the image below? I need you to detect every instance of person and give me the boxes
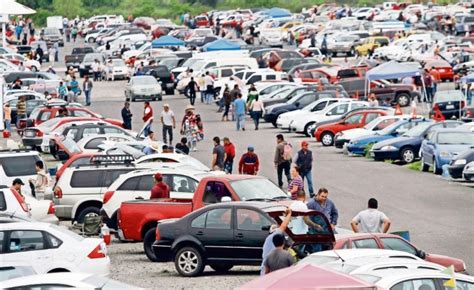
[223,137,236,174]
[57,108,68,117]
[351,198,391,233]
[82,75,93,106]
[368,93,379,107]
[295,141,314,196]
[68,75,80,102]
[57,81,68,100]
[105,41,111,51]
[211,136,225,170]
[92,59,100,82]
[274,134,292,188]
[11,78,22,90]
[150,173,170,199]
[12,178,25,198]
[35,45,44,64]
[186,77,198,105]
[238,146,259,175]
[65,25,71,42]
[289,190,309,235]
[263,233,295,274]
[233,93,246,131]
[430,67,440,94]
[321,34,328,56]
[53,42,59,62]
[221,86,232,121]
[161,104,176,145]
[121,102,133,130]
[3,103,12,132]
[246,84,258,106]
[288,166,304,200]
[16,96,27,128]
[249,95,265,130]
[71,26,78,42]
[261,208,292,275]
[423,69,433,103]
[48,45,56,65]
[29,161,49,198]
[204,71,214,104]
[143,101,153,136]
[307,188,339,231]
[175,137,190,155]
[197,74,206,103]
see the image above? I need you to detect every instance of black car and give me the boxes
[152,202,334,277]
[448,149,474,179]
[142,65,175,95]
[430,90,466,120]
[15,45,33,56]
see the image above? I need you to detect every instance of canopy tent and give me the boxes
[262,7,292,18]
[0,0,36,47]
[151,35,184,48]
[366,60,422,81]
[202,39,241,52]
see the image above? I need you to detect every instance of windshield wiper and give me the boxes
[272,196,290,200]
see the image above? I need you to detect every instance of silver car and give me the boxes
[125,75,162,102]
[327,34,361,57]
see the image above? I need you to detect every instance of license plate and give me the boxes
[25,131,35,137]
[446,105,455,109]
[370,152,375,157]
[166,83,174,87]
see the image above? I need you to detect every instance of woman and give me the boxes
[246,84,258,107]
[288,166,304,200]
[249,95,265,130]
[3,103,11,132]
[221,87,232,121]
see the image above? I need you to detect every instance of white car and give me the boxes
[353,7,380,20]
[135,152,210,171]
[0,59,21,73]
[2,53,41,71]
[76,134,138,152]
[0,222,110,276]
[259,28,284,48]
[125,75,162,102]
[289,100,369,136]
[104,58,130,81]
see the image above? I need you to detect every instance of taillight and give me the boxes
[460,101,465,109]
[467,110,472,117]
[54,187,63,199]
[155,226,161,241]
[103,191,115,204]
[170,73,175,82]
[19,120,27,128]
[11,188,28,212]
[36,130,43,137]
[88,244,107,259]
[47,201,55,214]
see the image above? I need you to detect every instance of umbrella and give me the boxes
[1,0,36,47]
[236,263,376,290]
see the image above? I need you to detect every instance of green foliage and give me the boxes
[52,0,84,18]
[405,160,422,171]
[364,143,374,159]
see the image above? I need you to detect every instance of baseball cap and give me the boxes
[301,141,309,147]
[247,146,254,152]
[12,178,24,185]
[154,173,162,181]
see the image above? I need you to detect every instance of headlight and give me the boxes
[439,151,450,158]
[381,145,397,151]
[454,159,467,166]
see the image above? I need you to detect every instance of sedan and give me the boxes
[125,75,163,102]
[104,58,130,81]
[430,90,466,120]
[448,149,474,179]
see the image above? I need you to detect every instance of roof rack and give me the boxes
[90,154,135,165]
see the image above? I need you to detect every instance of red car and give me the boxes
[334,233,466,272]
[314,109,388,146]
[425,59,454,82]
[194,15,210,27]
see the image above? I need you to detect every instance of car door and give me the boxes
[233,208,273,261]
[422,131,437,166]
[378,236,419,257]
[343,112,365,131]
[349,237,380,249]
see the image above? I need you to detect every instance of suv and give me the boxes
[355,36,390,56]
[0,150,44,196]
[41,27,64,47]
[142,65,175,95]
[245,71,288,85]
[53,156,137,222]
[327,34,362,57]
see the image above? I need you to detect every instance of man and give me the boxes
[233,93,246,131]
[121,102,133,130]
[211,136,225,170]
[143,101,153,136]
[91,59,100,81]
[264,233,295,274]
[274,134,291,188]
[295,141,314,197]
[223,137,236,174]
[307,188,339,231]
[238,146,259,175]
[175,137,190,155]
[29,161,48,198]
[82,75,93,106]
[160,104,176,145]
[150,173,170,199]
[35,45,43,64]
[351,198,391,233]
[12,178,25,198]
[203,71,214,104]
[186,77,198,105]
[48,45,56,65]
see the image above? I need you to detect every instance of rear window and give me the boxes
[70,171,104,188]
[0,155,40,177]
[375,38,389,46]
[0,191,6,211]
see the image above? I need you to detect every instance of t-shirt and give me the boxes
[260,229,282,275]
[233,98,246,115]
[263,248,295,274]
[289,201,308,235]
[352,208,388,233]
[150,182,170,199]
[213,144,225,169]
[288,176,304,200]
[161,110,175,126]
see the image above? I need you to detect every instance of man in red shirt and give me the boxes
[223,137,236,174]
[239,146,259,175]
[150,173,170,199]
[143,101,153,136]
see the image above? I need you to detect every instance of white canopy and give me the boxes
[0,0,36,14]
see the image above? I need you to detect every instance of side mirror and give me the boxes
[326,112,333,116]
[417,249,426,259]
[135,196,144,200]
[339,121,346,125]
[294,102,300,107]
[261,225,271,231]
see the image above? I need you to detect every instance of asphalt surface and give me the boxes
[5,39,473,288]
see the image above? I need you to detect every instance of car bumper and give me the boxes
[77,256,111,277]
[347,144,366,155]
[53,203,73,219]
[39,214,60,225]
[448,164,465,179]
[152,241,173,262]
[370,149,399,160]
[66,62,81,68]
[130,94,162,100]
[276,119,292,130]
[334,138,349,149]
[22,137,42,147]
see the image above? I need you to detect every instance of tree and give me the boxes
[52,0,83,18]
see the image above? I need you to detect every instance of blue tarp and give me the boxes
[366,61,421,81]
[151,35,184,48]
[202,39,241,52]
[262,7,292,18]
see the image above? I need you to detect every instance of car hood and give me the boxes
[372,135,420,150]
[352,134,393,145]
[279,109,305,120]
[339,128,373,139]
[436,144,474,156]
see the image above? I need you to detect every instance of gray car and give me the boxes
[125,75,163,102]
[41,27,64,47]
[327,34,361,57]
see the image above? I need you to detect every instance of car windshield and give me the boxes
[288,93,309,105]
[132,76,156,85]
[437,132,474,145]
[111,59,125,66]
[434,91,464,102]
[178,156,209,171]
[298,255,339,265]
[402,122,433,137]
[83,54,102,62]
[230,178,289,201]
[378,121,407,135]
[363,117,384,130]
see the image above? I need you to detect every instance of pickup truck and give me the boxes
[65,47,95,69]
[117,175,290,261]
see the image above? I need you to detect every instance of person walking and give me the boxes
[82,75,93,106]
[249,95,265,130]
[211,136,225,171]
[238,146,259,175]
[48,45,56,66]
[16,96,27,128]
[204,71,214,104]
[161,104,176,145]
[71,26,78,42]
[68,75,80,102]
[274,134,292,188]
[121,102,133,130]
[288,166,304,199]
[223,137,236,174]
[143,101,153,136]
[221,87,232,121]
[150,173,170,199]
[307,188,339,231]
[263,233,295,275]
[295,141,314,196]
[3,103,12,133]
[233,93,246,131]
[198,74,206,103]
[186,77,198,105]
[351,198,391,233]
[35,45,44,65]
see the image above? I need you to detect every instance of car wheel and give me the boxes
[420,155,430,172]
[332,52,337,57]
[76,206,100,224]
[400,147,415,163]
[210,264,233,273]
[464,173,472,181]
[433,159,442,175]
[271,120,277,128]
[88,37,95,43]
[304,122,315,137]
[174,246,205,277]
[143,227,158,262]
[321,132,334,146]
[396,93,410,107]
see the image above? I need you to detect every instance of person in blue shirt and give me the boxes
[69,76,80,101]
[307,187,339,231]
[233,93,246,131]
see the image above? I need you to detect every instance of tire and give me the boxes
[332,52,337,57]
[433,159,442,175]
[420,155,430,172]
[88,37,95,43]
[210,264,233,273]
[304,122,315,137]
[464,174,472,181]
[143,227,158,262]
[272,120,277,128]
[321,132,334,146]
[400,147,415,163]
[76,206,100,224]
[396,93,411,107]
[174,246,205,277]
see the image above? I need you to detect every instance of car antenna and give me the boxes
[333,250,345,267]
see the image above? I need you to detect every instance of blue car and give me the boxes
[370,121,463,163]
[347,119,430,156]
[420,128,474,174]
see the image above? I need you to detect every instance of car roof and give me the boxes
[309,249,420,260]
[431,128,473,133]
[335,232,406,240]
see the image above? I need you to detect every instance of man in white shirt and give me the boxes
[351,198,391,233]
[91,59,100,81]
[289,190,308,235]
[160,104,176,145]
[203,71,214,105]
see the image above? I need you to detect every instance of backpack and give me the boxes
[283,143,293,161]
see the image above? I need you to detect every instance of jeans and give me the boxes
[236,114,245,130]
[277,161,291,188]
[200,91,205,103]
[205,93,213,104]
[162,125,173,145]
[224,160,233,174]
[4,119,11,131]
[222,104,230,118]
[252,111,262,129]
[189,91,196,105]
[301,171,314,195]
[84,90,91,105]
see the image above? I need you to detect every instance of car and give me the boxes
[41,27,64,46]
[258,28,283,48]
[1,53,41,71]
[135,152,210,171]
[142,65,175,95]
[125,75,163,102]
[455,14,474,35]
[0,222,109,275]
[327,34,361,57]
[1,185,31,221]
[430,90,466,120]
[424,59,454,82]
[262,85,312,107]
[103,58,130,81]
[370,121,463,163]
[347,119,430,156]
[152,202,335,277]
[420,128,474,174]
[355,36,390,56]
[274,58,317,73]
[76,134,138,152]
[448,149,474,179]
[4,92,46,125]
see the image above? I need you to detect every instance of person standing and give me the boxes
[82,75,93,106]
[295,141,314,196]
[16,96,27,128]
[263,233,295,275]
[423,69,433,103]
[186,77,198,105]
[150,173,170,199]
[121,102,133,130]
[307,188,339,231]
[430,66,440,94]
[249,95,265,130]
[35,45,43,65]
[351,198,391,233]
[221,87,232,121]
[288,167,304,199]
[204,71,214,104]
[175,137,190,155]
[53,42,59,62]
[143,101,153,136]
[233,93,246,131]
[71,26,78,42]
[29,161,49,198]
[211,136,225,171]
[223,137,236,174]
[57,81,68,100]
[238,146,259,175]
[274,134,292,188]
[68,75,80,102]
[91,59,100,81]
[48,45,56,65]
[3,103,12,133]
[161,104,176,145]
